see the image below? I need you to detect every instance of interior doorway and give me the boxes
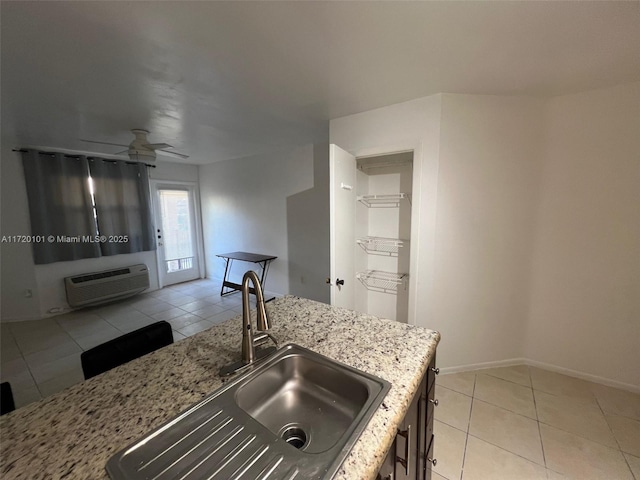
[330,144,416,323]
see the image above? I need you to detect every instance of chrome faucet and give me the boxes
[220,270,278,376]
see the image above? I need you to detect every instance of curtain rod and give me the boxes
[12,148,156,168]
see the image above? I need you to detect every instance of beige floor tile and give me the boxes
[150,307,188,322]
[37,369,84,397]
[94,304,142,320]
[475,365,531,387]
[436,371,476,396]
[9,318,63,337]
[178,300,216,313]
[72,325,122,350]
[54,312,103,330]
[591,383,640,421]
[432,420,466,480]
[24,341,82,369]
[0,356,30,378]
[540,424,634,480]
[624,453,640,478]
[29,352,82,384]
[535,390,618,448]
[431,473,448,480]
[434,386,472,432]
[191,304,228,319]
[178,319,214,337]
[530,367,596,402]
[216,296,243,308]
[56,317,115,338]
[10,381,42,409]
[208,310,238,325]
[469,399,544,465]
[13,330,75,355]
[172,330,187,341]
[165,295,199,307]
[606,415,640,456]
[462,435,547,480]
[166,313,203,331]
[474,374,536,419]
[0,332,22,362]
[545,469,567,479]
[133,301,174,315]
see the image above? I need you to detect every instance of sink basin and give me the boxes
[236,345,377,454]
[106,344,390,480]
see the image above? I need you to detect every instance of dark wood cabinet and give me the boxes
[377,355,438,480]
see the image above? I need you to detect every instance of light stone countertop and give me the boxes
[0,296,440,480]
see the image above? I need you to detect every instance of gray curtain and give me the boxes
[22,150,101,264]
[90,159,156,255]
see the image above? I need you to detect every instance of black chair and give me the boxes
[1,382,16,415]
[80,321,173,380]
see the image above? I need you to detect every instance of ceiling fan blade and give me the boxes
[80,139,129,148]
[144,143,172,150]
[159,149,189,159]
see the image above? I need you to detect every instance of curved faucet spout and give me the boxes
[220,270,277,376]
[241,270,272,363]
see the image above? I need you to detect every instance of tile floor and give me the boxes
[432,365,640,480]
[2,281,639,479]
[1,278,243,408]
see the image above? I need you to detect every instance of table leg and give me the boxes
[220,258,231,296]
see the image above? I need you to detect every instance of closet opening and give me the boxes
[354,151,413,323]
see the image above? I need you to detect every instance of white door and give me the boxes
[153,184,201,286]
[330,144,357,309]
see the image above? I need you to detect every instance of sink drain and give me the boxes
[281,426,307,449]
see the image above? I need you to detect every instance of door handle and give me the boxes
[395,425,411,476]
[336,278,345,286]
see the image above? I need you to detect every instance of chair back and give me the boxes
[1,382,16,415]
[81,321,173,379]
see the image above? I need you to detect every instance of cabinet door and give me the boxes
[329,144,357,309]
[395,374,425,480]
[376,439,396,480]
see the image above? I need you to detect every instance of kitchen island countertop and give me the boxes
[0,296,440,480]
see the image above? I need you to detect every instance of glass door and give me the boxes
[153,184,201,286]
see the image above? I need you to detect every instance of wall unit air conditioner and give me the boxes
[65,264,150,308]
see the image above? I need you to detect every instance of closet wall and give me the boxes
[354,152,413,322]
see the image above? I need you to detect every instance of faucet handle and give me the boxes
[253,331,278,349]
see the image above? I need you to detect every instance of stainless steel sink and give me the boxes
[106,344,390,480]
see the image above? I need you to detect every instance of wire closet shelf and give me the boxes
[357,193,410,208]
[356,236,407,257]
[356,270,408,294]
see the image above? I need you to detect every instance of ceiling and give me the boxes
[2,1,639,165]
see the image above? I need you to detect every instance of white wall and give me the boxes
[330,94,443,329]
[331,94,544,369]
[331,87,639,389]
[198,143,331,301]
[433,94,544,368]
[0,147,199,321]
[525,83,640,387]
[285,143,331,303]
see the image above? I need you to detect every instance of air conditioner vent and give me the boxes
[65,264,149,308]
[70,268,132,284]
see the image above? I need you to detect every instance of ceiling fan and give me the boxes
[80,129,189,161]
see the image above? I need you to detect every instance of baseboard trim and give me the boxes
[440,357,640,394]
[523,359,640,394]
[439,358,529,375]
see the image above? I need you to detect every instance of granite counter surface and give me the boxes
[0,296,440,480]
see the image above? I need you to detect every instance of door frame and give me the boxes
[150,180,206,289]
[341,140,423,326]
